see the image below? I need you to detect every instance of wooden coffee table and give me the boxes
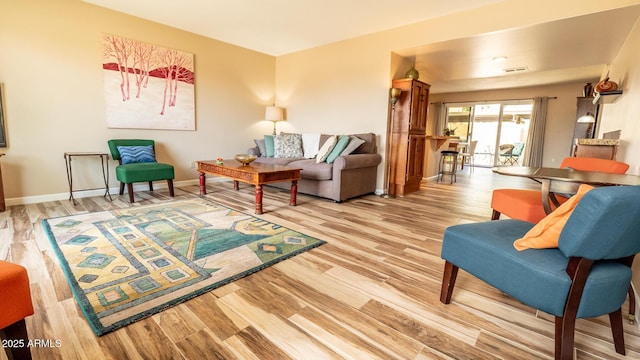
[197,160,302,214]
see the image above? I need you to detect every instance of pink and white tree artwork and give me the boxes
[102,34,195,130]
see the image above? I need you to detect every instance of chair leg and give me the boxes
[1,319,33,360]
[628,286,636,324]
[167,179,175,197]
[609,309,626,355]
[451,156,457,184]
[440,261,459,304]
[556,258,594,360]
[127,183,134,203]
[148,181,154,191]
[491,209,501,220]
[119,182,125,195]
[555,315,576,360]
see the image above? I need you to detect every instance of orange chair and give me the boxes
[0,261,35,360]
[491,157,629,223]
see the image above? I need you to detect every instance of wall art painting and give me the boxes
[102,34,195,130]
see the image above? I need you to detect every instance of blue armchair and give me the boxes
[440,185,640,359]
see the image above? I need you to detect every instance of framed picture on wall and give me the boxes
[102,34,195,130]
[0,85,7,148]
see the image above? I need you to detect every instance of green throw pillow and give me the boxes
[326,135,351,164]
[264,135,275,158]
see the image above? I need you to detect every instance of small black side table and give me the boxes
[64,152,112,205]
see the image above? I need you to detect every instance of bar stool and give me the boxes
[438,150,458,184]
[0,260,35,360]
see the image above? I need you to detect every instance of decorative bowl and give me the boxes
[234,154,257,165]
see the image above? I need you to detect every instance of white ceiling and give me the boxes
[82,0,502,56]
[83,1,640,93]
[396,6,640,93]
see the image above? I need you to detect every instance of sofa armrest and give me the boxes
[333,153,382,171]
[330,153,381,202]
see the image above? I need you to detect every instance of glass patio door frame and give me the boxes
[444,99,533,167]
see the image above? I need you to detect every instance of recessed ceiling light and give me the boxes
[504,66,528,73]
[492,56,508,62]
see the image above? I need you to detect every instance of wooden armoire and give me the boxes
[388,78,430,196]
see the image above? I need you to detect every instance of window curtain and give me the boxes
[522,97,549,166]
[433,102,446,136]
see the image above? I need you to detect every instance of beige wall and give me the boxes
[0,0,276,203]
[3,0,640,318]
[599,17,640,175]
[595,13,640,301]
[275,0,640,190]
[1,0,639,204]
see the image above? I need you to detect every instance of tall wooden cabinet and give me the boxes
[388,78,430,196]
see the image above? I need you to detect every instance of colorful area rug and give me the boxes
[43,198,326,336]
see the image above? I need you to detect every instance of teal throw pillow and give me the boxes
[264,135,275,157]
[326,135,351,164]
[117,145,156,164]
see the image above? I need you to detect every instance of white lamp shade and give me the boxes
[265,106,284,122]
[577,113,596,123]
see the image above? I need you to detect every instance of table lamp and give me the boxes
[265,106,284,135]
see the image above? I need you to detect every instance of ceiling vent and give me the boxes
[504,66,528,73]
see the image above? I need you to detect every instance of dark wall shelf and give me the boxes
[593,90,623,104]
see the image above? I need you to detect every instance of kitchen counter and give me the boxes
[576,138,620,146]
[574,138,619,159]
[428,135,460,149]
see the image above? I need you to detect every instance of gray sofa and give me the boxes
[248,133,382,202]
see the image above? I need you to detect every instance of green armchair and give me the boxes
[107,139,175,203]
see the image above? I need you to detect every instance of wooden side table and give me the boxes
[64,152,112,205]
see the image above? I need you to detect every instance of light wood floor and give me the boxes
[3,167,639,359]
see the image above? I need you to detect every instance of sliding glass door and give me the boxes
[444,100,533,167]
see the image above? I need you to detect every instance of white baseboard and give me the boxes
[5,178,230,206]
[8,179,384,206]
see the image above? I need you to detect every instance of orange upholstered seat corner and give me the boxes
[0,261,34,329]
[491,157,629,223]
[560,156,630,173]
[0,260,35,360]
[491,188,569,223]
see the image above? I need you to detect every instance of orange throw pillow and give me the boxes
[513,184,594,251]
